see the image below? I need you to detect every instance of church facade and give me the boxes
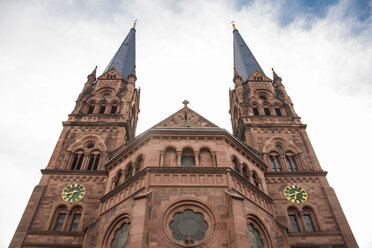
[10,24,358,248]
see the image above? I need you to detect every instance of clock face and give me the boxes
[62,183,86,203]
[284,184,307,204]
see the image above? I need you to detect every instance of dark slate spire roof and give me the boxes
[233,29,264,81]
[104,27,136,79]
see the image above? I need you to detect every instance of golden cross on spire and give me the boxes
[231,21,236,30]
[182,100,189,107]
[133,20,138,29]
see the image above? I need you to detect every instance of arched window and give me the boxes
[285,154,298,172]
[247,215,272,248]
[288,207,300,233]
[199,148,213,166]
[303,207,317,232]
[114,170,122,188]
[252,171,260,188]
[51,205,67,231]
[274,107,282,116]
[242,164,250,180]
[269,153,281,172]
[248,224,264,248]
[164,148,177,167]
[110,222,131,248]
[135,156,143,173]
[110,105,118,114]
[232,157,240,174]
[87,151,101,170]
[68,206,83,232]
[99,105,106,114]
[87,105,95,114]
[181,148,195,167]
[71,150,84,170]
[125,163,133,180]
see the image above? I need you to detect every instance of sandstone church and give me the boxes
[10,23,358,247]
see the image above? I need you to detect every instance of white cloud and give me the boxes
[1,0,371,246]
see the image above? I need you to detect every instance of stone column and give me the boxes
[159,151,164,167]
[177,151,182,166]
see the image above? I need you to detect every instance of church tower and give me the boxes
[10,24,140,247]
[229,25,358,247]
[11,24,357,248]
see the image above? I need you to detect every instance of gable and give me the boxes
[247,70,271,82]
[153,107,218,128]
[97,68,124,80]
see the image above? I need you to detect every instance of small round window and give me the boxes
[103,94,111,99]
[275,145,283,151]
[259,95,267,101]
[86,143,94,149]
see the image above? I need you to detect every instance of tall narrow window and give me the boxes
[87,105,95,114]
[87,154,95,170]
[71,152,84,170]
[304,214,315,232]
[264,108,271,116]
[125,164,133,180]
[111,106,117,114]
[289,215,299,232]
[253,108,259,116]
[76,154,84,170]
[232,158,240,174]
[275,108,282,116]
[252,172,259,188]
[69,214,81,231]
[70,154,79,170]
[269,155,281,172]
[114,171,122,188]
[286,156,298,172]
[53,213,66,231]
[93,154,100,170]
[99,106,106,114]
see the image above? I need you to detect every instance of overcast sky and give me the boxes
[1,0,371,247]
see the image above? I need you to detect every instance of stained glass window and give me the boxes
[111,222,130,248]
[248,224,263,248]
[169,209,208,243]
[304,214,315,232]
[53,213,66,231]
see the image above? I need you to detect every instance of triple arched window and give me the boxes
[112,155,145,189]
[162,147,215,167]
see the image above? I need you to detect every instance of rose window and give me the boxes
[169,209,208,244]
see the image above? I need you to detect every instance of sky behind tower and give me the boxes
[0,0,371,247]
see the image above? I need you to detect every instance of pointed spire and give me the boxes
[272,68,282,87]
[104,25,136,80]
[233,28,264,82]
[87,66,97,84]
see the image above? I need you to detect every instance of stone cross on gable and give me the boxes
[182,100,189,107]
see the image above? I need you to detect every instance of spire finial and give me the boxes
[182,100,189,107]
[132,20,138,29]
[231,21,236,30]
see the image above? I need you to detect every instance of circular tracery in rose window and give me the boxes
[169,209,208,244]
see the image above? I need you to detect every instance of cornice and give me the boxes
[41,169,107,176]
